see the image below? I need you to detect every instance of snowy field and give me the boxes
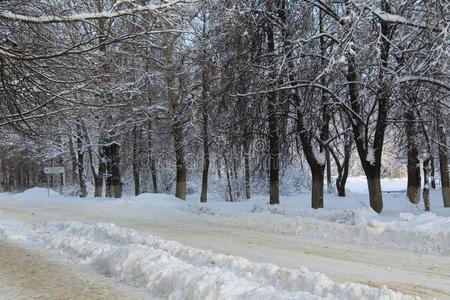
[0,177,449,299]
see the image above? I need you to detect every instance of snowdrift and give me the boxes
[0,220,418,300]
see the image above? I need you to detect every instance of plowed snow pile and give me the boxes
[0,220,417,300]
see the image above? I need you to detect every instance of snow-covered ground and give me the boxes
[0,177,449,299]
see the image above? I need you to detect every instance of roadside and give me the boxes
[0,202,449,299]
[0,240,150,300]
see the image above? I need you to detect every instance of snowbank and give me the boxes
[1,178,449,255]
[12,187,60,200]
[0,220,417,300]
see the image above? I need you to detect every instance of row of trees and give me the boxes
[0,0,449,213]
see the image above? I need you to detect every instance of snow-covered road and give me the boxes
[0,178,449,299]
[0,240,148,300]
[0,196,449,298]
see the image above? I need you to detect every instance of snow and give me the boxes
[0,177,449,298]
[0,220,417,300]
[313,148,326,166]
[12,187,60,200]
[1,178,449,255]
[366,147,375,165]
[0,0,192,24]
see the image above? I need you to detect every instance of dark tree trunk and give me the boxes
[132,126,140,196]
[405,108,421,204]
[243,140,251,199]
[173,132,187,200]
[200,64,209,203]
[430,156,436,189]
[437,117,450,207]
[311,169,324,209]
[326,151,332,193]
[343,1,392,213]
[224,153,233,202]
[104,142,121,198]
[147,118,158,193]
[68,134,78,184]
[266,3,280,205]
[334,138,351,198]
[105,145,113,197]
[76,124,87,198]
[110,143,122,198]
[94,149,105,197]
[367,171,382,212]
[423,156,431,211]
[164,37,187,200]
[267,95,280,205]
[294,92,325,208]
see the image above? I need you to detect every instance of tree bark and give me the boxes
[132,126,140,196]
[430,156,436,189]
[333,134,351,197]
[105,146,112,197]
[405,108,421,204]
[104,142,121,198]
[224,153,233,202]
[94,148,105,197]
[147,114,158,193]
[243,140,251,199]
[76,124,87,198]
[266,1,279,205]
[367,172,382,213]
[200,50,209,203]
[311,169,324,209]
[110,143,122,198]
[342,1,393,213]
[164,36,187,200]
[68,133,78,184]
[437,117,450,207]
[423,156,431,211]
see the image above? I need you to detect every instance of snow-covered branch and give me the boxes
[397,76,450,91]
[0,0,195,24]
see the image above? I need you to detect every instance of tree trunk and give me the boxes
[430,156,436,189]
[437,117,450,207]
[319,9,332,195]
[200,61,209,203]
[164,36,187,200]
[405,108,421,204]
[146,118,158,193]
[173,137,187,200]
[95,149,105,197]
[367,172,383,213]
[336,150,350,197]
[132,126,140,196]
[105,146,113,197]
[104,143,121,198]
[243,140,251,199]
[311,169,324,209]
[68,134,78,184]
[343,1,392,213]
[76,124,87,198]
[266,4,280,205]
[423,156,431,211]
[326,151,332,193]
[224,153,233,202]
[110,143,122,198]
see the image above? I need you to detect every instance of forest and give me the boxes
[0,0,449,214]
